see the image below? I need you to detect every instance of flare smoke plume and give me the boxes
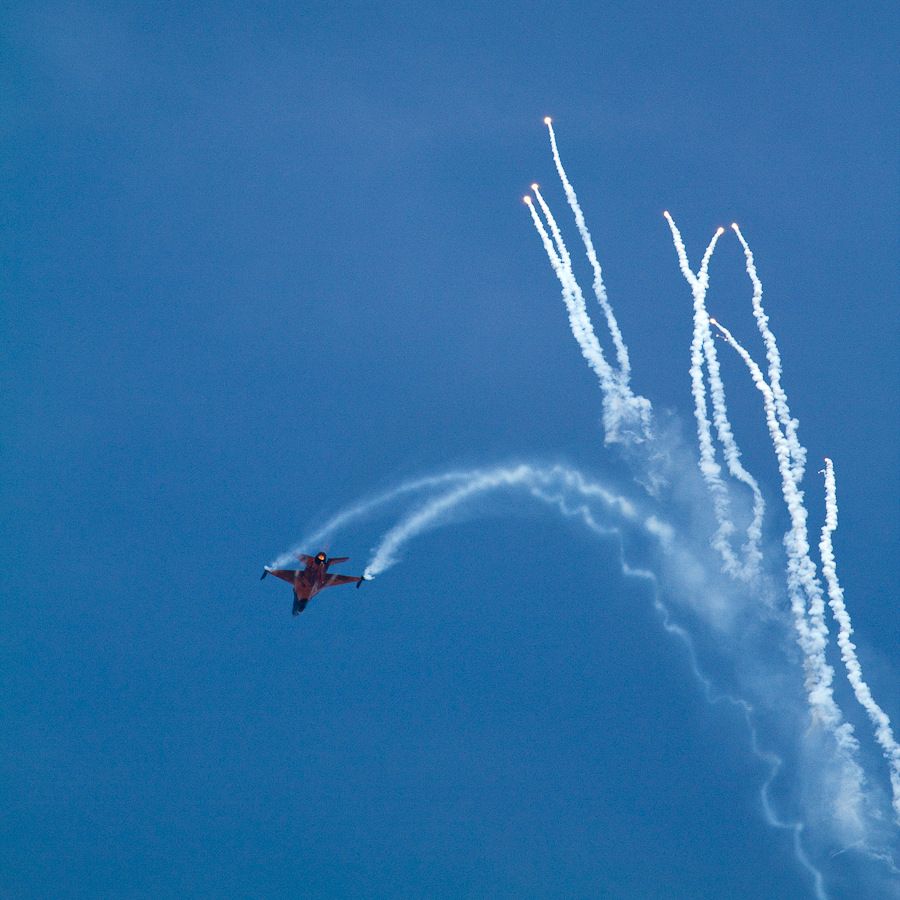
[273,120,898,896]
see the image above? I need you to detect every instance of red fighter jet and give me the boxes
[260,552,367,616]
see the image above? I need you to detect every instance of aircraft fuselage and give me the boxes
[261,552,364,616]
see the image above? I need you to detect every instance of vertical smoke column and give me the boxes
[532,184,616,386]
[710,318,862,789]
[525,120,651,444]
[544,117,632,382]
[733,224,806,485]
[819,458,900,822]
[665,214,765,579]
[524,195,615,387]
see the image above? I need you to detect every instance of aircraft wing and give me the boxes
[324,574,363,588]
[266,569,297,583]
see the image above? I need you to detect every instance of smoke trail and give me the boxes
[271,451,867,894]
[526,129,652,445]
[267,121,898,891]
[362,463,643,580]
[664,214,765,580]
[733,224,806,485]
[654,602,828,900]
[820,458,900,822]
[531,186,572,276]
[666,216,739,572]
[270,471,477,567]
[330,460,833,896]
[280,459,690,581]
[525,193,650,445]
[709,319,863,793]
[543,118,632,382]
[525,192,616,387]
[522,467,833,897]
[533,182,603,361]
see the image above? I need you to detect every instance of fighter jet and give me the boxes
[260,551,367,616]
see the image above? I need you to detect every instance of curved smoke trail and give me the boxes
[270,121,898,894]
[291,458,831,898]
[271,470,475,568]
[360,463,646,580]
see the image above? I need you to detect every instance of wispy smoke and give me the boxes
[524,123,652,446]
[270,121,898,894]
[360,463,643,580]
[664,213,765,581]
[820,458,900,823]
[710,317,869,846]
[270,471,475,568]
[544,118,632,382]
[524,192,617,394]
[733,224,806,485]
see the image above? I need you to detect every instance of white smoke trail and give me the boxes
[525,194,650,445]
[525,129,652,445]
[269,450,880,893]
[709,319,863,791]
[819,457,900,822]
[543,118,632,382]
[531,185,572,277]
[267,121,898,890]
[524,468,834,896]
[362,463,643,580]
[733,224,806,485]
[525,192,616,388]
[664,213,765,580]
[274,463,645,577]
[666,216,738,572]
[270,471,476,567]
[653,601,828,900]
[533,182,608,370]
[323,459,831,896]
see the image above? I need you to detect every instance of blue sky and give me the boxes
[3,2,898,897]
